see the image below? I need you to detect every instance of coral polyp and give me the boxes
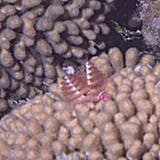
[60,61,109,104]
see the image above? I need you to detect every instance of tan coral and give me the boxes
[108,47,124,71]
[125,47,138,68]
[0,47,159,160]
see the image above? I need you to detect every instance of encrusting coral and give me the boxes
[0,47,159,160]
[0,0,114,112]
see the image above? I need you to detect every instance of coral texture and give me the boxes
[0,0,114,112]
[0,47,159,160]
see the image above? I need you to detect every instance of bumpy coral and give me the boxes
[0,47,159,160]
[0,0,114,111]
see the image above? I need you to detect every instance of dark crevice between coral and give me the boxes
[110,0,159,63]
[105,0,151,53]
[0,107,12,119]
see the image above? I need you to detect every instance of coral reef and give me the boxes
[138,0,160,49]
[0,47,159,160]
[0,0,114,112]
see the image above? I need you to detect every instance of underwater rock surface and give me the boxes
[138,0,160,49]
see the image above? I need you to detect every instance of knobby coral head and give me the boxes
[60,61,110,105]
